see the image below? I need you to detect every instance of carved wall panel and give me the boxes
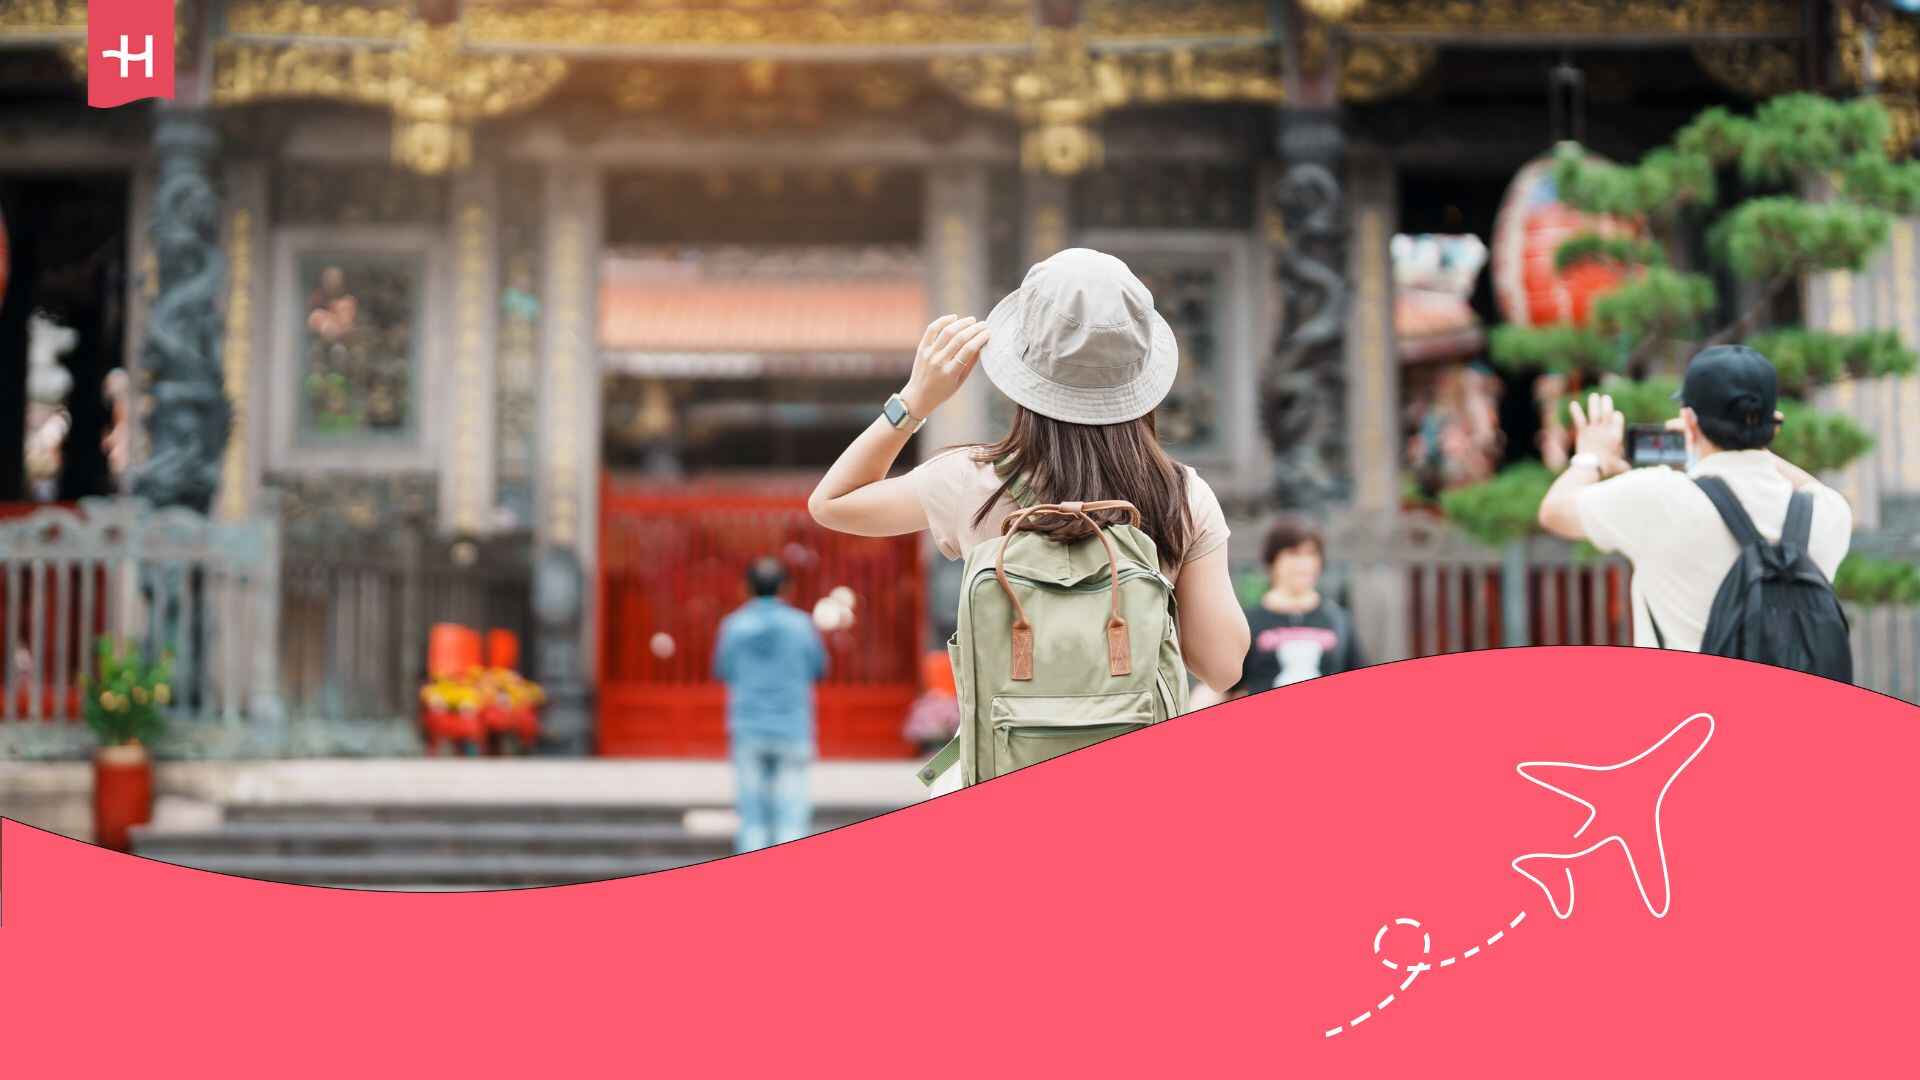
[1075,164,1254,231]
[272,164,448,227]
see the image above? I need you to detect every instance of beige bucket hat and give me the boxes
[979,248,1178,426]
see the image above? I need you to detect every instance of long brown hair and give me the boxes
[968,406,1193,565]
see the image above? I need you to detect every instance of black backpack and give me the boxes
[1649,475,1853,682]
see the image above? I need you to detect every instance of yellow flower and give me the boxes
[132,686,150,706]
[98,691,115,710]
[153,684,171,706]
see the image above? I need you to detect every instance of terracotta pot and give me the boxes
[93,742,153,852]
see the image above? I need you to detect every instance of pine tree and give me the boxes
[1439,94,1920,575]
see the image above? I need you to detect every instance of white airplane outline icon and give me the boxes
[1510,712,1716,920]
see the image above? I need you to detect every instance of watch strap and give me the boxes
[886,393,927,434]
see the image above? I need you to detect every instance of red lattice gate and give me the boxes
[597,481,925,758]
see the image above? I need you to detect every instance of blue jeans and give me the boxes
[730,735,813,854]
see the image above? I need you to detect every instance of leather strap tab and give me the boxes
[1010,623,1034,681]
[993,499,1142,684]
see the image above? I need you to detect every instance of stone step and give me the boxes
[131,820,737,859]
[219,801,888,829]
[137,851,703,889]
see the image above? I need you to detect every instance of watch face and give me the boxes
[884,396,909,427]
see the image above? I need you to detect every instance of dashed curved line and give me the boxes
[1323,910,1527,1038]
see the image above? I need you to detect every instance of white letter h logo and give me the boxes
[102,35,153,79]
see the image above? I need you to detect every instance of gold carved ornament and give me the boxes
[610,59,923,130]
[213,21,567,174]
[7,1,193,81]
[225,0,413,40]
[930,29,1282,177]
[1080,0,1276,40]
[460,0,1033,50]
[1298,0,1370,21]
[1689,41,1803,100]
[1834,4,1920,159]
[0,0,87,36]
[1339,40,1434,103]
[1334,0,1799,36]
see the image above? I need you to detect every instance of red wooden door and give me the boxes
[597,480,925,758]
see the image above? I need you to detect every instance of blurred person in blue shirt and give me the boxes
[712,557,828,853]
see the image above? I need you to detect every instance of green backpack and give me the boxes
[917,499,1187,789]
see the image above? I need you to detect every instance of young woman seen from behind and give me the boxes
[807,248,1249,694]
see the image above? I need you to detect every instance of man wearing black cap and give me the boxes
[1537,344,1852,652]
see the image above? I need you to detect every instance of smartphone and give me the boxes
[1626,424,1688,470]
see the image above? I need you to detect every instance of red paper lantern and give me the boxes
[485,628,520,671]
[1491,153,1643,330]
[428,623,481,678]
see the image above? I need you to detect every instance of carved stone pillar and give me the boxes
[1341,151,1410,662]
[1263,108,1350,513]
[921,163,994,645]
[1345,150,1398,515]
[532,160,603,756]
[132,107,231,514]
[922,164,993,450]
[446,165,500,537]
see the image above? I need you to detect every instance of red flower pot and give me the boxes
[93,742,152,852]
[422,706,485,754]
[480,703,539,754]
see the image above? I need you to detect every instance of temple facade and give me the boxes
[3,1,1915,758]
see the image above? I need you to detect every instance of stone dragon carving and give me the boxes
[133,112,231,514]
[1264,160,1350,512]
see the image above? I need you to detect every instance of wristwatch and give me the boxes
[883,392,927,435]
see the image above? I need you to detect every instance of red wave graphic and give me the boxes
[1,647,1914,1075]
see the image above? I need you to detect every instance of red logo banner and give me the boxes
[86,0,175,109]
[0,648,1914,1075]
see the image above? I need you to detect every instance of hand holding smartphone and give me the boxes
[1626,424,1688,469]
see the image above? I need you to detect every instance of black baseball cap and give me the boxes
[1673,344,1778,427]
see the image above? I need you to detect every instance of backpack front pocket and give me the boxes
[988,691,1154,777]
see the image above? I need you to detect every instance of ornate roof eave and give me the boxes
[209,2,1293,178]
[214,1,1280,57]
[0,0,195,79]
[1325,0,1804,46]
[1310,0,1813,109]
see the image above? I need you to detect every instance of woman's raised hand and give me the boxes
[900,314,990,419]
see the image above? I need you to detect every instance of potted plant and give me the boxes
[420,670,486,755]
[81,637,171,852]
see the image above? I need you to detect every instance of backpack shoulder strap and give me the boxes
[1783,489,1815,551]
[986,456,1036,510]
[917,733,961,788]
[1007,472,1036,510]
[1692,475,1765,549]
